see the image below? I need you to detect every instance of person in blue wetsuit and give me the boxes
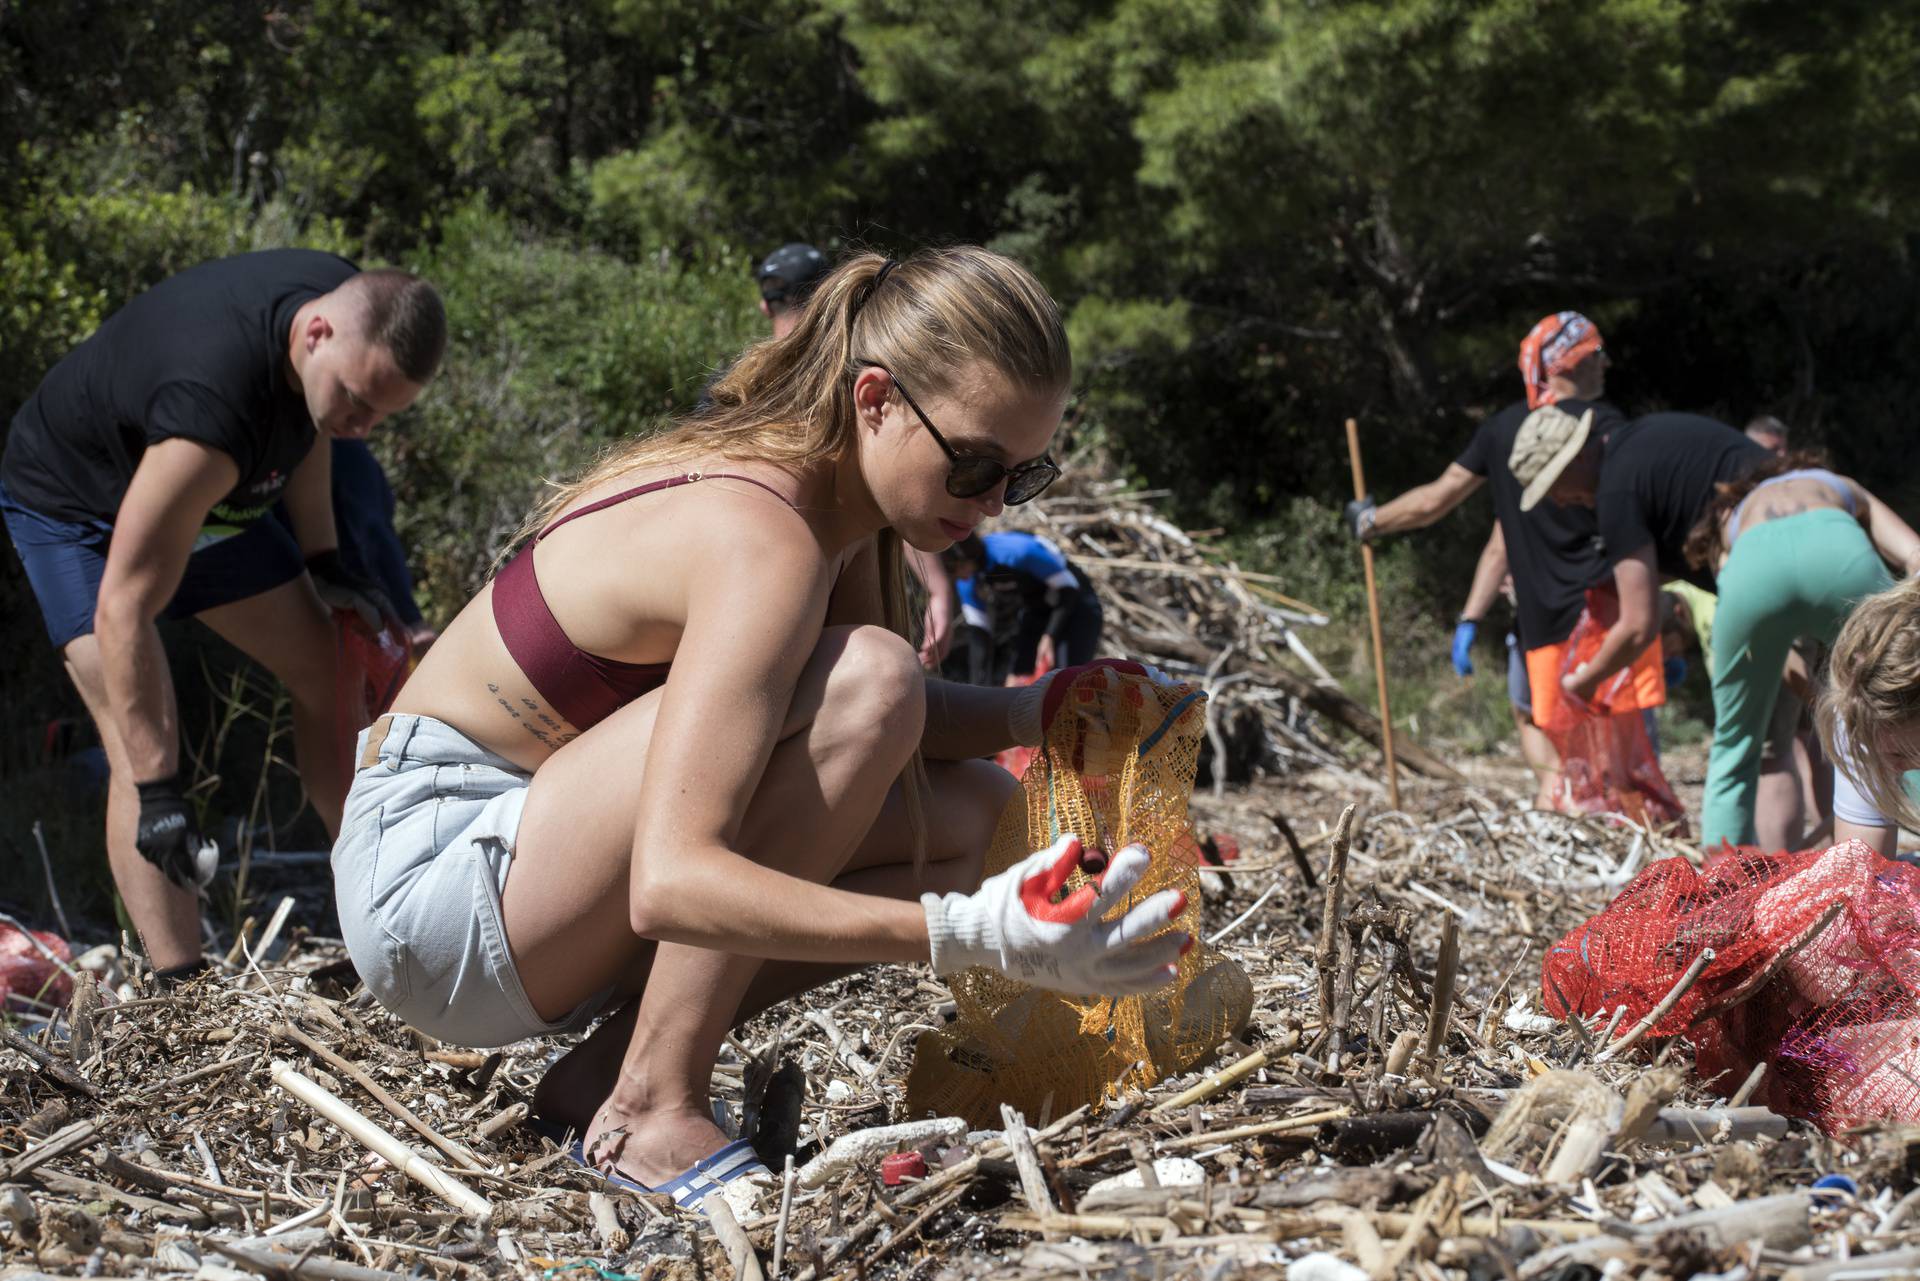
[951,530,1103,680]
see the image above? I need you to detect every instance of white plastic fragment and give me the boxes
[1286,1252,1371,1281]
[795,1117,968,1190]
[1082,1157,1206,1205]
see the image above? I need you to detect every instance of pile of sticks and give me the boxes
[3,771,1914,1280]
[999,474,1466,791]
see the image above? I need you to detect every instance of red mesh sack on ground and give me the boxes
[1543,840,1920,1132]
[1541,588,1687,835]
[0,922,73,1013]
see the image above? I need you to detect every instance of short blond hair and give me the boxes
[1817,576,1920,832]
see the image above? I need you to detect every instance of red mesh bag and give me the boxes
[1542,588,1687,835]
[0,922,73,1013]
[1544,840,1920,1132]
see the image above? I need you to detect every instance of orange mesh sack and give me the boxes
[906,665,1253,1127]
[1543,840,1920,1133]
[1541,588,1686,835]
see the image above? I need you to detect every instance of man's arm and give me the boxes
[95,439,241,781]
[1563,547,1660,700]
[1365,464,1485,538]
[279,439,338,557]
[1461,524,1508,622]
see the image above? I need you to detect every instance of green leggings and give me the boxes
[1702,508,1891,848]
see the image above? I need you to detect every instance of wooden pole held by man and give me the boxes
[1344,417,1401,810]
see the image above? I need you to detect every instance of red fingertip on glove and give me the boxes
[1180,934,1196,957]
[1020,837,1100,924]
[1168,890,1188,919]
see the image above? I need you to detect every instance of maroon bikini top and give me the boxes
[491,471,794,732]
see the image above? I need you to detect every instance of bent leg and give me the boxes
[504,625,933,1184]
[62,635,203,970]
[1701,552,1797,849]
[531,756,1015,1129]
[197,575,357,837]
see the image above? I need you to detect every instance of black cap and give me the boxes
[756,243,830,306]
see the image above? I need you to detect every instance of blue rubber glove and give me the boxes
[1664,655,1688,690]
[1450,619,1477,676]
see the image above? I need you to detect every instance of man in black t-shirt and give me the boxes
[0,250,446,979]
[1343,311,1632,805]
[1510,408,1767,703]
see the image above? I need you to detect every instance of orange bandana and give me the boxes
[1518,312,1604,409]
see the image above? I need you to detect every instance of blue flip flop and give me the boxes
[533,1118,770,1213]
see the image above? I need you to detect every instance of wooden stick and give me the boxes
[1422,912,1459,1067]
[1159,1107,1350,1150]
[999,1104,1055,1218]
[1151,1048,1270,1116]
[475,1102,528,1140]
[1594,948,1715,1063]
[771,1154,796,1279]
[270,1060,492,1223]
[1315,803,1357,1028]
[274,1023,484,1172]
[704,1193,767,1281]
[1345,416,1399,810]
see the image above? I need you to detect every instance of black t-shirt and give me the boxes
[1454,398,1619,649]
[1596,412,1767,591]
[2,249,358,530]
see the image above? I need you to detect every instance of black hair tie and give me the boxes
[850,257,899,320]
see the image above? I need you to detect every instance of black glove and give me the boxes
[306,549,394,630]
[134,774,218,890]
[1343,496,1378,542]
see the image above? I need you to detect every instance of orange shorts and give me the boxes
[1526,636,1665,731]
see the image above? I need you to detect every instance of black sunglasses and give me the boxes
[857,362,1061,505]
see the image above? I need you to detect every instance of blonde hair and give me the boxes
[517,246,1071,867]
[1817,575,1920,833]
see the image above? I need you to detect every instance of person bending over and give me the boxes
[1677,455,1920,847]
[950,529,1104,679]
[0,251,444,979]
[1344,311,1643,806]
[331,248,1188,1209]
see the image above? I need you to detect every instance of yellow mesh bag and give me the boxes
[906,665,1253,1126]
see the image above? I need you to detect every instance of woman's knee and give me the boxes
[813,625,926,759]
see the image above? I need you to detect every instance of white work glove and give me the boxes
[922,834,1190,995]
[1007,658,1175,748]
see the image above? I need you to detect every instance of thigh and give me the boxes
[0,488,114,649]
[168,517,309,622]
[195,571,335,689]
[501,626,872,1009]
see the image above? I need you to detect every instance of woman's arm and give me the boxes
[624,518,934,961]
[1851,479,1920,578]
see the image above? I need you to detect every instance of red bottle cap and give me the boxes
[881,1151,927,1185]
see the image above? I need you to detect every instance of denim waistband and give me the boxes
[357,714,530,777]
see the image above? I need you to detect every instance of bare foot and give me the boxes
[584,1099,731,1189]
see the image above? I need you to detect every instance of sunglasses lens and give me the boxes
[945,459,1008,499]
[1004,462,1060,505]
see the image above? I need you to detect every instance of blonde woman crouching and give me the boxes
[1819,575,1920,857]
[329,247,1188,1210]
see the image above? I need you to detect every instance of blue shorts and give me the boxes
[1506,633,1532,714]
[0,478,306,649]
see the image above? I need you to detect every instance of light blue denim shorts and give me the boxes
[333,714,612,1048]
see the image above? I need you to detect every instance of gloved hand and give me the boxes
[307,549,394,631]
[1007,658,1174,748]
[1343,496,1378,542]
[922,834,1189,995]
[134,774,218,890]
[1450,619,1477,676]
[1664,655,1688,690]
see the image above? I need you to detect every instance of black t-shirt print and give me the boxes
[1453,398,1621,650]
[1596,413,1768,591]
[2,248,358,533]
